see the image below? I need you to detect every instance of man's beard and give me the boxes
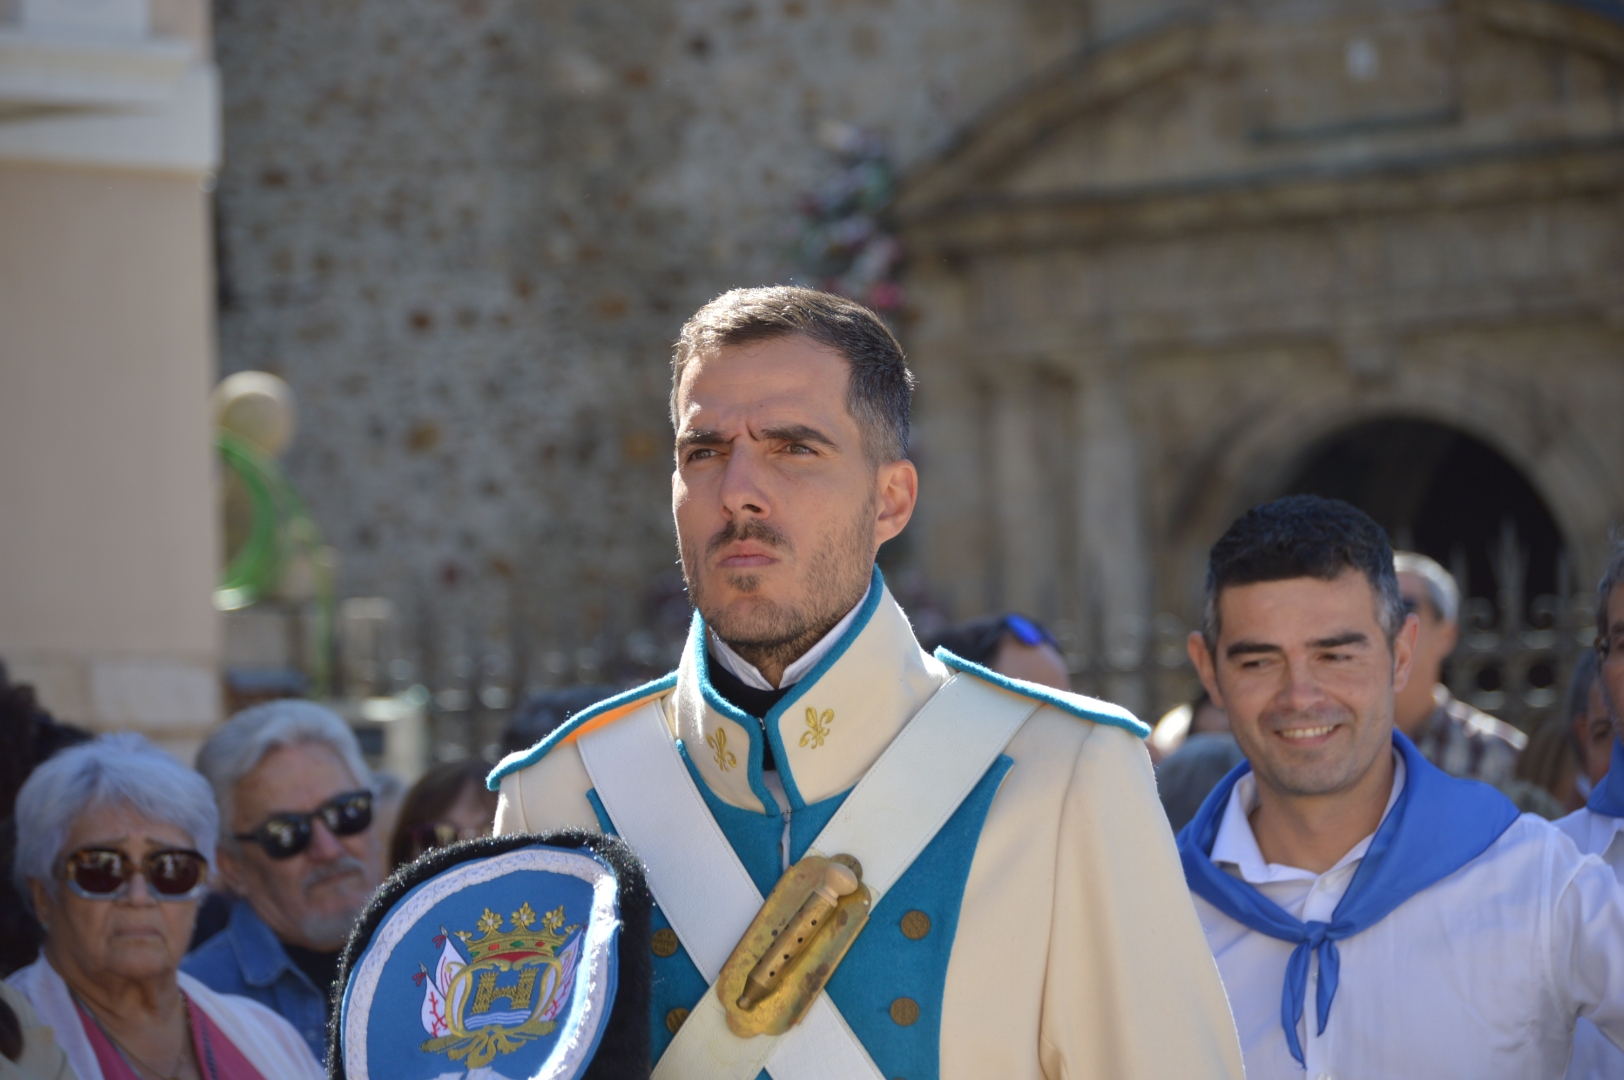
[682,495,876,680]
[293,856,371,950]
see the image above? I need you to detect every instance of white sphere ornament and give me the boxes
[214,371,297,457]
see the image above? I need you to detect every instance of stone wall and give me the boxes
[212,0,1117,696]
[898,0,1624,718]
[214,0,1624,725]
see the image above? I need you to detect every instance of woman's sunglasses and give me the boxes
[234,790,373,860]
[62,847,209,901]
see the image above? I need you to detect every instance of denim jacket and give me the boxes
[180,898,331,1064]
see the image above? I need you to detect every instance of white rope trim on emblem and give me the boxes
[342,846,620,1080]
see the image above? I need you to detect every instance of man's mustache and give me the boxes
[1261,702,1355,731]
[301,856,368,894]
[706,519,791,558]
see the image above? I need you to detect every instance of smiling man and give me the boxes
[490,287,1243,1080]
[1179,495,1624,1079]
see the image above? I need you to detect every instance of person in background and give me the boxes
[1149,689,1231,762]
[1513,713,1586,817]
[1392,551,1526,785]
[1179,496,1624,1079]
[366,771,405,879]
[1557,543,1624,1079]
[0,978,76,1080]
[924,612,1072,691]
[8,734,321,1080]
[1568,648,1614,798]
[500,685,620,758]
[1153,691,1242,830]
[386,759,497,871]
[184,702,381,1065]
[191,767,399,955]
[1,661,90,978]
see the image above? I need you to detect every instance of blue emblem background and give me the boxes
[343,854,618,1080]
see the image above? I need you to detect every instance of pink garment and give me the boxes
[76,996,267,1080]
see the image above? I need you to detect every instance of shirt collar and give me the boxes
[675,569,949,814]
[1590,807,1624,853]
[1212,750,1407,885]
[226,896,304,988]
[707,582,873,691]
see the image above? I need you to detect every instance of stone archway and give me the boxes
[1283,418,1567,605]
[1259,416,1590,730]
[1168,384,1619,612]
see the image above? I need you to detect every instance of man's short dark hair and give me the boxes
[1595,540,1624,645]
[1201,495,1406,651]
[671,286,914,464]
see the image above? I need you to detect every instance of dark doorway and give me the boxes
[1283,418,1566,608]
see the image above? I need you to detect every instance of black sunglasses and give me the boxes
[62,847,209,901]
[234,790,373,860]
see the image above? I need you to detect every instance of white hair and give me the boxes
[13,733,219,914]
[195,699,372,847]
[1394,551,1461,625]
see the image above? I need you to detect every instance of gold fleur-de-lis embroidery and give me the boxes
[800,707,834,749]
[706,727,737,772]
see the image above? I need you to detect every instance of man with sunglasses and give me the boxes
[184,701,383,1065]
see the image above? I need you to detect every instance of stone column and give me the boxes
[1076,366,1151,718]
[987,362,1056,620]
[0,0,223,760]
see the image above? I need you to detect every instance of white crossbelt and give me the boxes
[576,672,1040,1080]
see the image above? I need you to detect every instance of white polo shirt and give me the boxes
[1192,757,1624,1080]
[1558,807,1624,1080]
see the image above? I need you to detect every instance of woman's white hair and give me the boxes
[194,699,372,846]
[13,733,219,913]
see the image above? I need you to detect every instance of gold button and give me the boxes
[899,910,931,940]
[665,1007,689,1033]
[889,997,919,1026]
[652,927,680,957]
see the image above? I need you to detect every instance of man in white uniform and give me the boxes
[1179,495,1624,1080]
[1559,542,1624,1078]
[489,286,1244,1079]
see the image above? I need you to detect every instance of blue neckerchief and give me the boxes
[1176,729,1520,1067]
[1587,737,1624,817]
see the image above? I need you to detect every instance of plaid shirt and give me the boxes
[1412,685,1526,788]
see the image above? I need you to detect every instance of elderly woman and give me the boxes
[6,735,321,1080]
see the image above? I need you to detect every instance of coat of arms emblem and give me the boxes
[415,901,583,1070]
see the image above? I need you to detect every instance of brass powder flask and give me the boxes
[716,853,872,1037]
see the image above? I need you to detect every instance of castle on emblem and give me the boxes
[416,902,584,1069]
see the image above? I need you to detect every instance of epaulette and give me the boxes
[934,648,1150,739]
[487,673,678,791]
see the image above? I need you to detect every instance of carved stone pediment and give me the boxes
[897,0,1624,250]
